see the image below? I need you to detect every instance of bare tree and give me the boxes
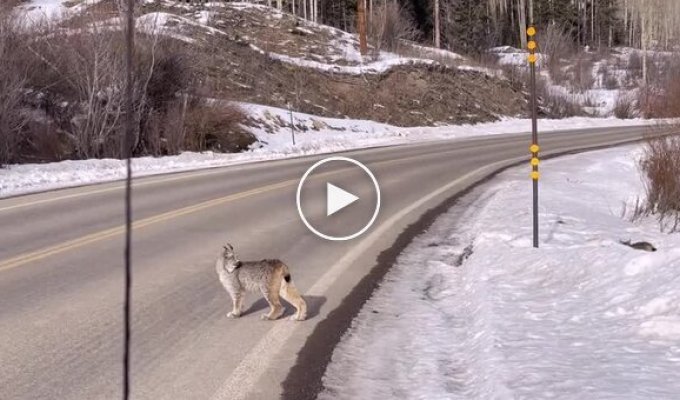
[0,11,29,164]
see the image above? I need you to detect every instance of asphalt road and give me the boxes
[0,126,663,400]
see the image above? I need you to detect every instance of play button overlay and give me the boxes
[297,156,381,241]
[326,183,359,216]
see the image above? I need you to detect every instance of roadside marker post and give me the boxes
[287,103,296,146]
[527,25,539,248]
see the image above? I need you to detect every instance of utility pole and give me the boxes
[123,0,135,398]
[527,0,539,248]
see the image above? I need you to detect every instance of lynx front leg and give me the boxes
[227,289,245,318]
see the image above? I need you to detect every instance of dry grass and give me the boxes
[638,134,680,232]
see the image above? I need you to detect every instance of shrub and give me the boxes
[539,85,585,118]
[542,23,574,63]
[604,74,619,89]
[499,63,530,92]
[628,51,642,79]
[368,1,417,54]
[599,62,619,89]
[638,57,680,118]
[638,135,680,232]
[183,103,255,153]
[572,53,595,92]
[612,93,636,119]
[541,24,574,85]
[146,52,191,111]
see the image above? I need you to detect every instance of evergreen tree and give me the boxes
[441,0,491,55]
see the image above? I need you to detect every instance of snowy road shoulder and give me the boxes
[0,111,663,199]
[320,145,680,399]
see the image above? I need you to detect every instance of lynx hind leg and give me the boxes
[260,283,285,321]
[227,288,245,318]
[280,275,308,321]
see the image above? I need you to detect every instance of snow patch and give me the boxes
[640,317,680,341]
[321,145,680,398]
[0,105,666,198]
[16,0,104,24]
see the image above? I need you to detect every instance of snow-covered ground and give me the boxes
[320,145,680,399]
[16,0,104,24]
[0,106,662,198]
[491,45,677,117]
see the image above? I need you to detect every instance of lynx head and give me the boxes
[221,243,242,273]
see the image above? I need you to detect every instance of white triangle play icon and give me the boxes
[326,183,359,216]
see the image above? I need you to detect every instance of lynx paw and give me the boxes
[227,312,241,319]
[290,314,307,321]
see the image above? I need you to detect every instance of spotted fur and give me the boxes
[216,244,308,321]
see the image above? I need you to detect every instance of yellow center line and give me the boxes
[0,166,252,213]
[0,150,455,273]
[0,179,296,272]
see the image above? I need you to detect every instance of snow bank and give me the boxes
[0,104,664,198]
[321,145,680,399]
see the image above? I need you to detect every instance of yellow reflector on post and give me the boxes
[528,54,537,63]
[528,41,537,50]
[531,171,540,180]
[527,26,536,37]
[530,144,540,153]
[531,157,539,166]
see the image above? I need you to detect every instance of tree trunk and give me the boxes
[623,0,628,45]
[433,0,440,48]
[642,14,647,85]
[357,0,367,55]
[518,0,527,48]
[590,0,594,44]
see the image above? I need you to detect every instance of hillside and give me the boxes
[17,0,528,127]
[6,0,672,167]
